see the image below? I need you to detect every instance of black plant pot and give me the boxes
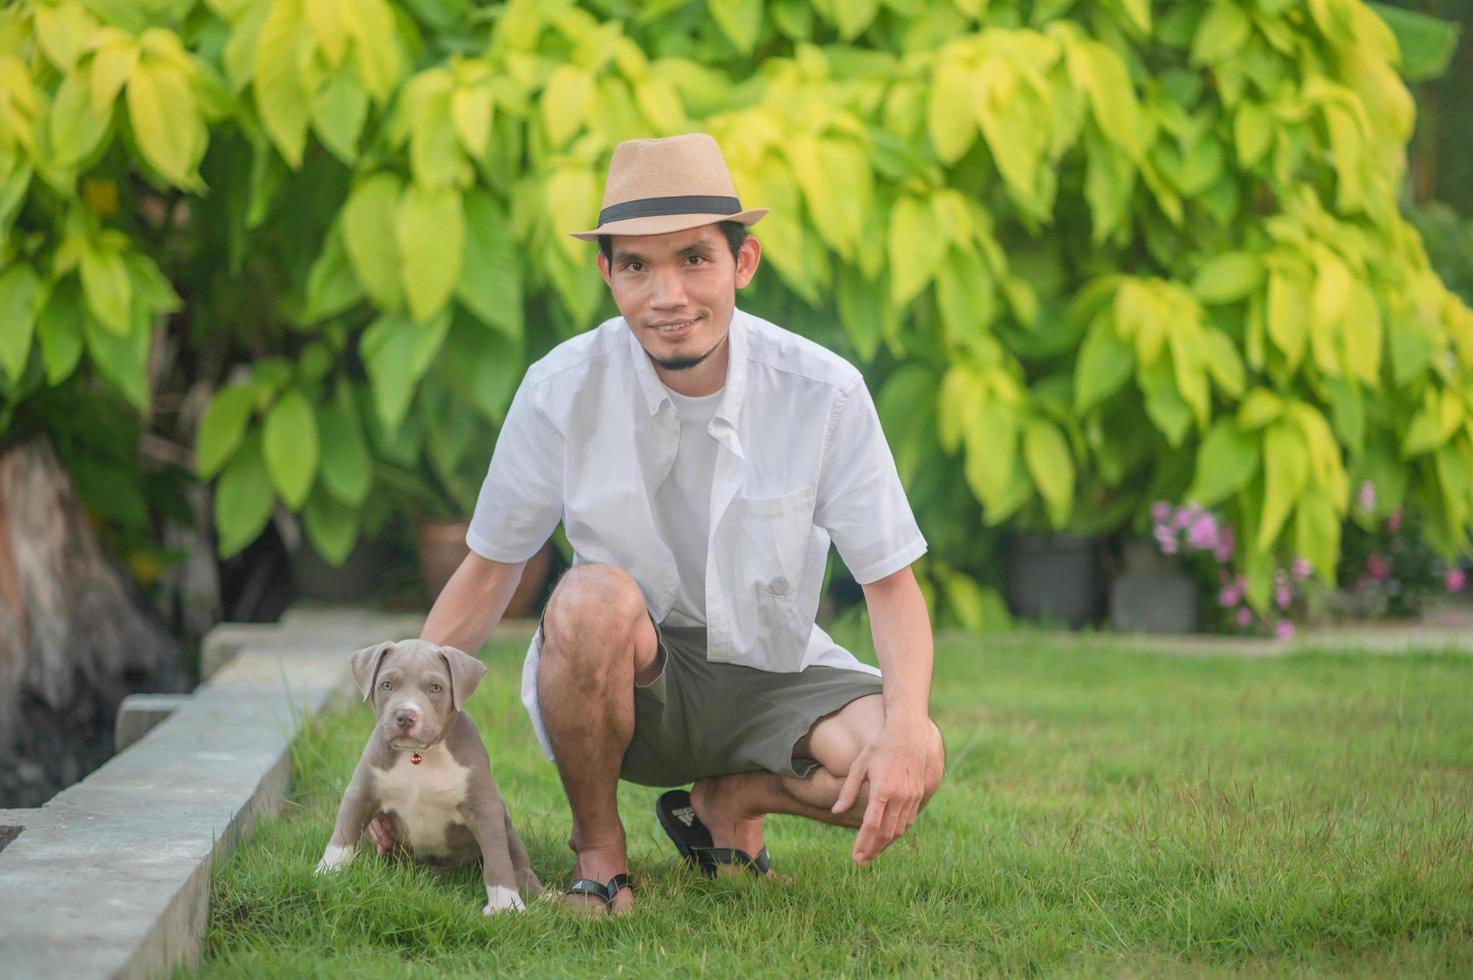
[1002,532,1105,629]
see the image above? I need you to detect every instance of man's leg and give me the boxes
[535,563,662,912]
[689,693,945,870]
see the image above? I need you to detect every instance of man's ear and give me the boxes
[438,645,488,712]
[349,641,396,702]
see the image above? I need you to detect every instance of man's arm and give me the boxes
[832,563,942,865]
[419,551,532,654]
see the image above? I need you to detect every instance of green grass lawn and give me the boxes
[194,622,1473,978]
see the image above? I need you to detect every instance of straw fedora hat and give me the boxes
[569,133,768,241]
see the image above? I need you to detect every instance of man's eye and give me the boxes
[380,680,393,691]
[628,261,643,272]
[687,255,704,265]
[430,683,442,694]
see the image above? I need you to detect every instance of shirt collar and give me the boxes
[628,307,749,432]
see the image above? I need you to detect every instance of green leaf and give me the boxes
[1023,418,1075,526]
[83,303,150,409]
[1069,40,1142,159]
[1186,418,1259,506]
[935,246,997,350]
[303,486,359,565]
[836,265,885,363]
[539,65,591,148]
[1203,328,1245,397]
[214,431,275,558]
[1266,270,1308,371]
[34,1,92,73]
[1234,103,1272,167]
[91,38,140,116]
[128,61,204,186]
[344,0,401,102]
[195,382,257,479]
[316,402,372,505]
[0,262,42,383]
[411,87,460,188]
[1292,491,1340,585]
[306,0,349,68]
[710,0,762,54]
[80,245,132,335]
[1140,355,1192,447]
[451,83,493,160]
[963,400,1019,504]
[254,0,309,167]
[36,276,85,384]
[303,221,364,323]
[928,59,977,165]
[1258,421,1308,550]
[360,310,450,436]
[263,387,319,509]
[1237,388,1283,430]
[1074,313,1134,411]
[50,67,112,167]
[1402,389,1445,457]
[310,69,368,165]
[342,173,404,310]
[831,0,879,41]
[1191,0,1252,65]
[1368,3,1461,82]
[1192,251,1263,304]
[396,183,464,323]
[888,194,946,306]
[456,190,523,338]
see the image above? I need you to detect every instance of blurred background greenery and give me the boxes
[0,0,1470,651]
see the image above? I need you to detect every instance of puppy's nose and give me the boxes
[394,709,417,730]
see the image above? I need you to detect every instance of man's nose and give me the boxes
[650,266,687,307]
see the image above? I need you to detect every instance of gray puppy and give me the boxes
[314,638,543,914]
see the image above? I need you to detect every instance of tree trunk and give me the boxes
[0,435,188,807]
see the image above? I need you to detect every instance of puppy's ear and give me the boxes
[349,641,396,702]
[437,645,488,712]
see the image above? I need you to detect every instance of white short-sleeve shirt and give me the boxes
[466,307,927,759]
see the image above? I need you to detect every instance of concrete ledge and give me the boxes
[0,607,424,979]
[114,694,192,752]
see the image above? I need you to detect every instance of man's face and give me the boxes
[597,223,761,373]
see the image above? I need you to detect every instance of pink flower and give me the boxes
[1236,606,1254,627]
[1358,481,1376,512]
[1291,557,1312,581]
[1387,508,1403,533]
[1160,536,1179,555]
[1219,582,1242,608]
[1448,568,1467,593]
[1275,582,1292,609]
[1151,500,1171,523]
[1273,619,1296,640]
[1187,513,1219,551]
[1367,554,1390,581]
[1173,508,1195,530]
[1213,525,1235,562]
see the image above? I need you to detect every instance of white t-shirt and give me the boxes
[651,384,723,627]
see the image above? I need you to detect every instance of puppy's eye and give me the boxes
[380,680,393,691]
[429,683,442,694]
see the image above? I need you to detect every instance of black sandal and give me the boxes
[656,789,773,878]
[564,872,634,910]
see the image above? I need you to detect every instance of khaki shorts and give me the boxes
[536,608,883,788]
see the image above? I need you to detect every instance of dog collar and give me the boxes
[410,752,423,765]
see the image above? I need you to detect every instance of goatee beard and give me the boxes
[649,332,725,372]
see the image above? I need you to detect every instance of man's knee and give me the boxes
[540,563,647,668]
[920,719,945,806]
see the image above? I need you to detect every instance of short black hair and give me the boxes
[599,220,749,265]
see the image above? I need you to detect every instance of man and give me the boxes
[411,133,944,914]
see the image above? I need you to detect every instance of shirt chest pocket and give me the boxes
[731,486,816,597]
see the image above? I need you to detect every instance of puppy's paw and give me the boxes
[482,885,526,915]
[314,843,355,875]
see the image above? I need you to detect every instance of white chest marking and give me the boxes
[371,746,471,857]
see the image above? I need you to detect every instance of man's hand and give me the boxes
[831,718,941,866]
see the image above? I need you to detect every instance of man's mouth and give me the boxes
[652,315,700,336]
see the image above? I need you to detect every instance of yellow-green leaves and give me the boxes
[0,262,42,383]
[255,0,309,167]
[1023,417,1075,527]
[787,132,871,262]
[195,383,256,479]
[128,59,206,188]
[1192,251,1263,304]
[540,65,591,149]
[342,173,404,311]
[79,241,130,335]
[1186,419,1259,506]
[1191,0,1252,65]
[263,387,318,508]
[34,1,95,74]
[888,194,945,307]
[396,183,463,324]
[215,431,274,557]
[928,57,977,164]
[710,0,762,54]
